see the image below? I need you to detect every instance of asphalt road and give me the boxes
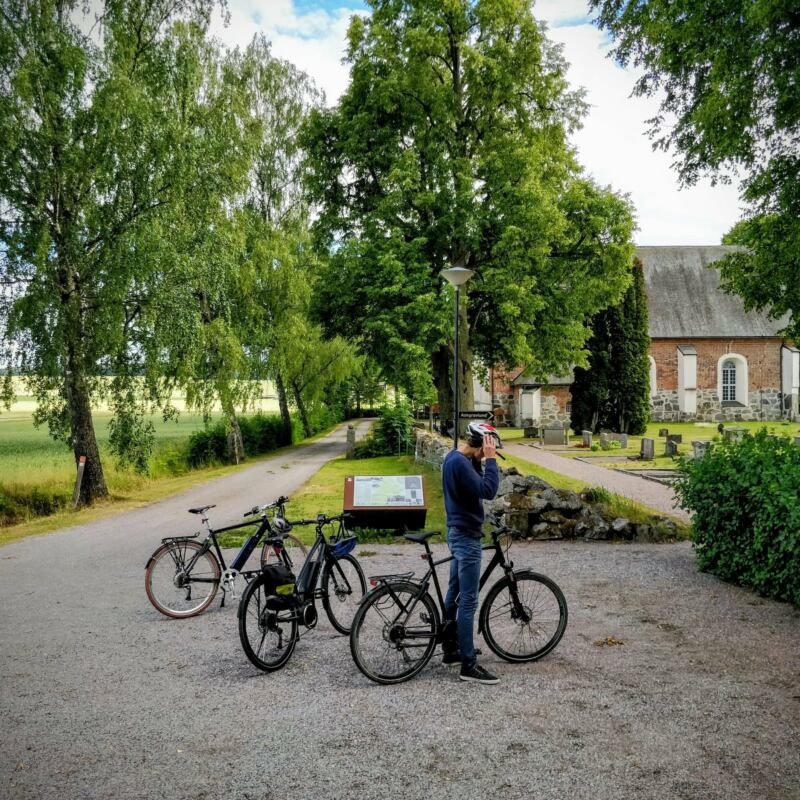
[1,421,799,800]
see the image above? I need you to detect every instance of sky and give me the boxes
[209,0,743,246]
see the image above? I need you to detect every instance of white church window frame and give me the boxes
[717,353,748,406]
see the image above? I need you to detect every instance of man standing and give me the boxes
[441,421,502,684]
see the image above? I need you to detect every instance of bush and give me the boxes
[674,429,800,607]
[352,403,413,458]
[186,421,228,467]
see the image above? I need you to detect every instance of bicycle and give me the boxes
[144,496,307,619]
[348,519,568,684]
[237,512,366,672]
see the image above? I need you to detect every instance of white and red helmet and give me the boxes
[466,421,503,449]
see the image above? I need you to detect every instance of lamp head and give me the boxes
[440,266,475,287]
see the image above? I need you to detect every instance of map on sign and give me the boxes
[353,476,424,508]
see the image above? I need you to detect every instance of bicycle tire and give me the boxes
[479,570,568,663]
[260,533,308,571]
[238,572,298,672]
[349,580,439,685]
[145,540,221,619]
[321,554,366,635]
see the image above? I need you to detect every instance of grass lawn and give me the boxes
[274,454,446,546]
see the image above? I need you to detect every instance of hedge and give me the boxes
[674,429,800,607]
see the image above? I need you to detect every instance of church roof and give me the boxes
[638,245,790,338]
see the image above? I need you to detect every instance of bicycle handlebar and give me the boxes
[243,495,290,518]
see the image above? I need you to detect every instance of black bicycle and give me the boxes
[349,520,568,684]
[144,496,307,619]
[237,512,366,672]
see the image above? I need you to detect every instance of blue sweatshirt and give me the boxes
[442,449,500,537]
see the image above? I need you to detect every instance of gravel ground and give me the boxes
[2,524,798,799]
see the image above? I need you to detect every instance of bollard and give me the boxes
[346,424,356,459]
[72,455,87,508]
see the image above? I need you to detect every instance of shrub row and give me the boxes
[674,429,800,607]
[352,403,414,459]
[187,407,344,468]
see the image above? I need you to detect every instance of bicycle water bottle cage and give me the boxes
[330,536,357,558]
[403,531,440,545]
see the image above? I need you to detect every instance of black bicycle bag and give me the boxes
[261,564,297,609]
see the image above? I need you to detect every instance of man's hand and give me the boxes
[482,433,497,460]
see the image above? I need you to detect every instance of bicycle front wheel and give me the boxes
[321,554,366,634]
[145,540,221,619]
[479,570,568,662]
[260,534,308,571]
[349,581,438,685]
[238,574,298,672]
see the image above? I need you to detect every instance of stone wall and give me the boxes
[651,388,786,422]
[414,429,451,471]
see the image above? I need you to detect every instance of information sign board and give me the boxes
[343,475,427,531]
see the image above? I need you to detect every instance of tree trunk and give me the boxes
[431,311,474,444]
[291,379,311,438]
[222,401,244,465]
[275,372,293,445]
[65,345,107,507]
[62,258,107,506]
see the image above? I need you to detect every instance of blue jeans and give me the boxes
[442,527,482,668]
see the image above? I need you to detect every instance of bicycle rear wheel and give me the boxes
[479,570,568,662]
[238,573,298,672]
[260,533,308,571]
[145,540,220,619]
[349,581,438,685]
[321,554,366,634]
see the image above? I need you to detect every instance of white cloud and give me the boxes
[210,1,361,103]
[539,16,743,245]
[212,1,744,244]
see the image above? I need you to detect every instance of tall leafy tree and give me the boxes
[570,257,650,434]
[591,0,800,338]
[0,0,251,503]
[303,0,635,422]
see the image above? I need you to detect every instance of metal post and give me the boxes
[453,284,459,449]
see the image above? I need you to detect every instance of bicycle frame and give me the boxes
[160,515,274,586]
[375,530,518,641]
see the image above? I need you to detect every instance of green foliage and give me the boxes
[353,404,414,458]
[570,258,650,434]
[674,430,800,606]
[303,0,635,412]
[0,0,254,503]
[591,0,800,339]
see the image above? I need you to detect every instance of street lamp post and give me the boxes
[440,265,474,449]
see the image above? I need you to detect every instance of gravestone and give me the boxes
[666,434,683,444]
[659,428,669,437]
[523,425,539,438]
[664,440,679,457]
[600,433,610,450]
[542,426,567,446]
[618,433,628,448]
[640,437,655,460]
[692,440,711,458]
[582,430,593,447]
[723,427,746,443]
[795,436,800,447]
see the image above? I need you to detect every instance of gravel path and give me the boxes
[505,442,690,522]
[2,496,798,800]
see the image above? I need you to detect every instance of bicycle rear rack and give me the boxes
[367,571,415,588]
